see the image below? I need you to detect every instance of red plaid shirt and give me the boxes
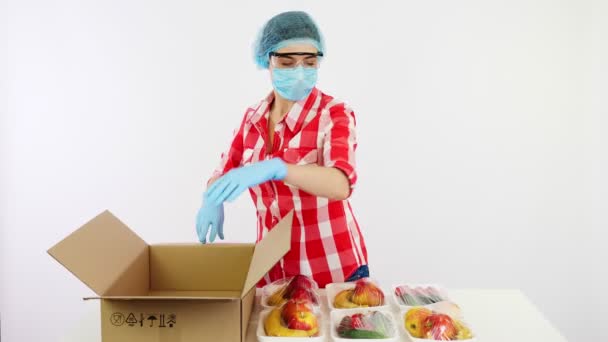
[210,87,368,288]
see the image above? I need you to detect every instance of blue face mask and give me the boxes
[271,67,318,101]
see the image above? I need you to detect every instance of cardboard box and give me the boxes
[48,210,293,342]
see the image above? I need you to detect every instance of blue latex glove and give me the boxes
[195,200,224,244]
[205,158,287,206]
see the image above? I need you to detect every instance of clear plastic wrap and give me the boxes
[402,307,475,341]
[335,310,396,339]
[394,285,448,306]
[263,275,320,309]
[262,299,321,338]
[330,278,386,309]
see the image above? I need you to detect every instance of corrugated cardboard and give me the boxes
[48,210,293,342]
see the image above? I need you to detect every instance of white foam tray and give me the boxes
[256,308,326,342]
[398,307,477,342]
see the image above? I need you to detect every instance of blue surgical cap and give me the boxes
[254,11,325,69]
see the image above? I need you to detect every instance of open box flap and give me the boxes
[149,243,254,292]
[83,290,242,301]
[48,210,149,296]
[241,211,293,297]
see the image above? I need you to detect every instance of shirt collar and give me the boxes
[250,87,321,132]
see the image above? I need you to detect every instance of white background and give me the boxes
[1,0,606,341]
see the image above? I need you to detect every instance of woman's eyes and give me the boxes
[275,57,318,68]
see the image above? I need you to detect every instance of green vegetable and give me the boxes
[337,311,394,339]
[338,329,387,339]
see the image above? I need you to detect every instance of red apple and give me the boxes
[422,313,457,340]
[351,280,385,306]
[405,307,433,338]
[285,275,314,294]
[290,287,315,304]
[280,300,317,331]
[350,313,374,330]
[284,275,317,304]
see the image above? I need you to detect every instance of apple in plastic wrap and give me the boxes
[350,280,385,306]
[267,275,318,306]
[284,275,314,293]
[404,307,433,338]
[289,287,316,304]
[422,313,458,340]
[264,300,319,337]
[280,300,318,330]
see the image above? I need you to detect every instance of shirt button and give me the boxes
[272,216,278,225]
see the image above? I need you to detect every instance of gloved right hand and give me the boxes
[204,158,287,206]
[195,200,224,244]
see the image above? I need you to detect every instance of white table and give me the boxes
[247,289,567,342]
[62,288,566,341]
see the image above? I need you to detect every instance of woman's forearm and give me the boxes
[206,175,220,188]
[284,163,351,200]
[206,162,351,201]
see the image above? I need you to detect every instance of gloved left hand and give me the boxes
[204,158,287,206]
[195,200,224,244]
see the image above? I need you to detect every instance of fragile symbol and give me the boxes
[125,313,138,326]
[110,313,125,326]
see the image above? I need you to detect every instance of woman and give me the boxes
[196,11,368,288]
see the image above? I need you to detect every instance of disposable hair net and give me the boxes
[254,11,325,69]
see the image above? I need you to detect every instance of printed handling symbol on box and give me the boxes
[110,313,125,327]
[110,312,177,328]
[125,313,138,327]
[167,313,176,328]
[147,314,158,327]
